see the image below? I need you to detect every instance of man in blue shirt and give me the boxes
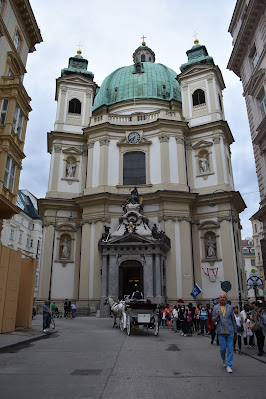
[43,300,51,332]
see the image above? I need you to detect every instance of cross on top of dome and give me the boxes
[133,36,155,63]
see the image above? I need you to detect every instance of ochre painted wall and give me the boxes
[16,258,36,328]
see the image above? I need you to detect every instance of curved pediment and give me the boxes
[56,223,78,232]
[198,220,220,230]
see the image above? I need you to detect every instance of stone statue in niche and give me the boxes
[206,237,216,258]
[66,160,76,178]
[199,156,210,174]
[60,238,70,259]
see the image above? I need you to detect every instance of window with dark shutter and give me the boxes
[123,151,146,185]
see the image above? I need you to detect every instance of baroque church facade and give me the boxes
[38,39,246,315]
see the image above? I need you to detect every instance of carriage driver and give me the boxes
[131,286,144,300]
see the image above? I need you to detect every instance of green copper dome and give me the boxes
[92,62,181,111]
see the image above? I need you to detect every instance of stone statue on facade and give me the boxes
[66,160,76,178]
[199,157,210,174]
[152,224,165,240]
[61,239,70,259]
[128,187,139,204]
[206,237,216,258]
[101,225,111,242]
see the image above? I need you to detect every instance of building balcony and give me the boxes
[90,109,180,127]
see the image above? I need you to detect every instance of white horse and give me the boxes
[104,297,126,328]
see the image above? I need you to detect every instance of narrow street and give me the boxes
[0,316,265,399]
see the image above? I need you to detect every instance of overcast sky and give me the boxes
[20,0,260,238]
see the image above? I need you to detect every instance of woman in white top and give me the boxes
[233,306,243,354]
[240,304,253,348]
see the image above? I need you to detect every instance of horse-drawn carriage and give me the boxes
[125,301,159,336]
[105,297,159,336]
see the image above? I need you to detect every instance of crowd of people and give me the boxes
[157,299,266,357]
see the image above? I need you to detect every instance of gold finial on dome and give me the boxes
[141,34,147,46]
[77,42,82,55]
[192,32,199,45]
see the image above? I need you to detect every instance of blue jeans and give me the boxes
[43,314,50,330]
[218,334,234,367]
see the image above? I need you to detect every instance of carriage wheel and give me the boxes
[119,316,124,331]
[154,315,159,336]
[126,314,131,336]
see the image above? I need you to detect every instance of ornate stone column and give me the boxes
[100,254,109,317]
[144,253,154,300]
[155,254,161,298]
[159,133,170,183]
[108,254,118,298]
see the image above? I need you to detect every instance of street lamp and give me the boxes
[48,207,74,300]
[209,189,243,310]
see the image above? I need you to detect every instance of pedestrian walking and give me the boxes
[51,301,56,318]
[43,300,51,332]
[179,305,187,336]
[195,304,201,334]
[199,306,208,335]
[71,303,77,318]
[250,301,266,356]
[212,293,237,373]
[172,305,179,332]
[208,308,216,344]
[187,304,193,336]
[165,304,172,328]
[240,304,253,348]
[233,306,243,354]
[64,299,68,318]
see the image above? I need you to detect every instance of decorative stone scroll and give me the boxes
[158,133,170,142]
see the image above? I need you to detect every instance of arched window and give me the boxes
[141,54,146,62]
[68,98,81,114]
[192,89,205,106]
[123,151,146,185]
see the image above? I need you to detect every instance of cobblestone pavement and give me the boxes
[0,316,265,399]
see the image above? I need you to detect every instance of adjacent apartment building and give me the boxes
[0,0,42,230]
[1,189,42,298]
[228,0,266,278]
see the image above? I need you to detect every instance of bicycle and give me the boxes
[48,315,55,330]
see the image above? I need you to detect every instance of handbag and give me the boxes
[250,319,259,332]
[237,324,244,332]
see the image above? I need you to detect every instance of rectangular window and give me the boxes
[251,259,256,266]
[250,46,259,70]
[21,217,24,225]
[26,238,30,247]
[18,232,22,244]
[4,155,16,192]
[30,239,33,248]
[0,98,8,125]
[14,31,21,51]
[10,229,14,240]
[123,151,146,185]
[258,89,266,119]
[12,104,23,138]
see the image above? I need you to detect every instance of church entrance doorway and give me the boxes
[119,260,143,300]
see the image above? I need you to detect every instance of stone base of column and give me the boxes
[100,296,111,318]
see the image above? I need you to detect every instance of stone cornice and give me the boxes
[188,120,234,146]
[10,0,43,52]
[227,0,265,77]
